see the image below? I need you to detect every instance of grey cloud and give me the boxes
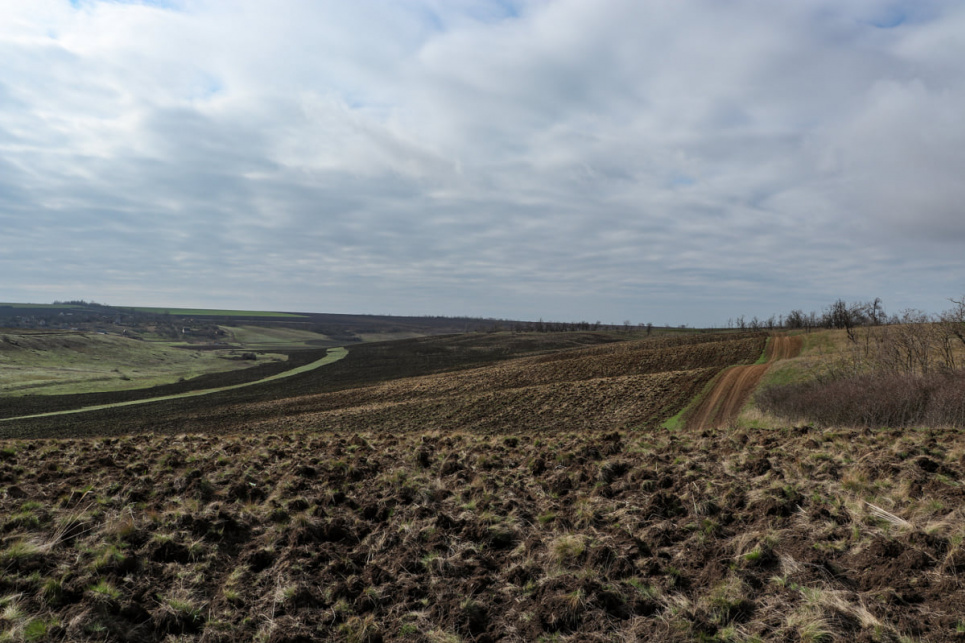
[0,0,963,323]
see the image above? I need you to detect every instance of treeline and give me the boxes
[788,297,963,340]
[758,296,965,427]
[499,319,654,334]
[727,297,892,333]
[51,299,111,307]
[764,297,965,376]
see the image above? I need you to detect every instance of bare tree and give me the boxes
[870,297,884,325]
[785,309,805,329]
[826,299,860,343]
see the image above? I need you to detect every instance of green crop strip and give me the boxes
[753,337,771,364]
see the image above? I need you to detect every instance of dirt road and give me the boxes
[684,334,802,430]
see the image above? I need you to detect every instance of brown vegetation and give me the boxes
[759,316,965,428]
[4,329,963,641]
[758,370,965,428]
[2,423,965,641]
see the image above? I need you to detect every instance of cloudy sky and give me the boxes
[1,0,963,326]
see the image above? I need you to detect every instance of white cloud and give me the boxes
[0,0,963,323]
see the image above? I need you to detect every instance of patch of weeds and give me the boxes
[572,498,597,527]
[160,593,206,631]
[550,534,587,566]
[338,613,381,643]
[1,539,42,564]
[537,512,556,526]
[23,617,59,642]
[742,545,768,566]
[627,578,658,598]
[41,578,64,607]
[187,538,207,562]
[222,587,242,604]
[1,594,25,623]
[421,552,442,571]
[88,579,121,602]
[399,622,420,636]
[704,578,754,625]
[90,543,131,572]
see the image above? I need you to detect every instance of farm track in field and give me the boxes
[685,334,803,431]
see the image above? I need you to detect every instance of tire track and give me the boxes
[685,334,802,430]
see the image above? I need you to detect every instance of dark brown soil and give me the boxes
[1,424,964,641]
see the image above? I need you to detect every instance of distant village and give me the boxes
[0,302,227,342]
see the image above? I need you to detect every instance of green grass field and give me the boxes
[0,331,286,396]
[218,325,332,349]
[0,347,346,422]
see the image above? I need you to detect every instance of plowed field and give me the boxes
[235,332,767,436]
[1,423,963,641]
[0,332,765,440]
[9,331,960,642]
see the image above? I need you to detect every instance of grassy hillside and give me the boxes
[745,327,965,429]
[0,331,284,397]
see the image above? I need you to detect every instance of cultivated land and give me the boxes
[1,328,964,641]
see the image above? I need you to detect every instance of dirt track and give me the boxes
[685,334,802,430]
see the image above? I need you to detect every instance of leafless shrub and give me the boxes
[758,370,965,428]
[810,303,965,384]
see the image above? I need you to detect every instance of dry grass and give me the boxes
[0,421,961,641]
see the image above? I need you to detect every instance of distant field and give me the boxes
[0,331,284,396]
[218,325,333,349]
[354,331,428,343]
[125,306,307,318]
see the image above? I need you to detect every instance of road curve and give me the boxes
[684,334,802,431]
[0,347,348,425]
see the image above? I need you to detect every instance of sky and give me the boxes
[1,0,964,326]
